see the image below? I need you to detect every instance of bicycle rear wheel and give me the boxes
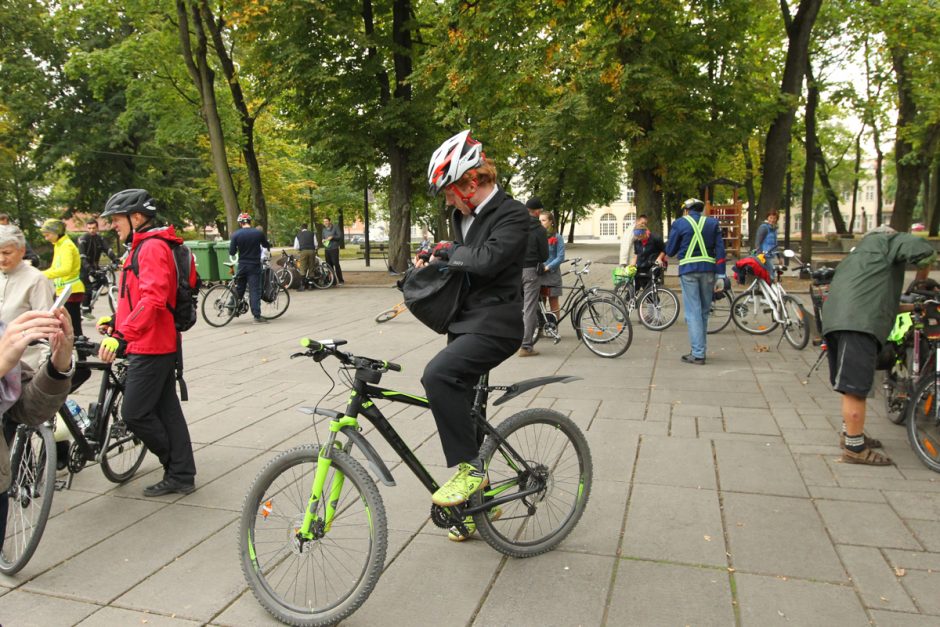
[201,284,237,327]
[906,376,940,473]
[375,304,404,324]
[312,263,335,289]
[0,424,56,575]
[274,268,292,289]
[637,286,679,331]
[576,297,632,358]
[782,296,810,350]
[731,289,778,335]
[707,287,733,334]
[239,445,387,626]
[260,285,290,320]
[99,389,147,483]
[473,409,592,557]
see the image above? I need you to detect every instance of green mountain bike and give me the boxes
[238,338,593,626]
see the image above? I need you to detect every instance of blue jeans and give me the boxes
[679,272,716,359]
[236,263,263,318]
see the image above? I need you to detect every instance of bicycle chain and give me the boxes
[429,504,463,530]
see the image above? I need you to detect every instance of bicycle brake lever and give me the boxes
[290,352,307,359]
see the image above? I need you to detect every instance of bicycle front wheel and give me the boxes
[0,424,56,575]
[312,263,335,289]
[731,289,778,335]
[274,268,292,289]
[707,287,733,334]
[782,296,810,350]
[576,297,632,358]
[473,409,592,557]
[100,389,147,483]
[637,286,680,331]
[375,304,404,324]
[906,377,940,473]
[883,371,909,425]
[201,284,237,327]
[260,285,290,320]
[239,445,387,626]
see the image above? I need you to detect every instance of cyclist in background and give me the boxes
[627,215,664,292]
[97,188,197,497]
[659,198,726,365]
[293,223,318,291]
[230,213,272,324]
[78,218,119,319]
[40,219,85,337]
[419,130,528,540]
[754,210,779,276]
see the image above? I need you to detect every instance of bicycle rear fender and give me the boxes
[299,407,396,487]
[492,376,582,406]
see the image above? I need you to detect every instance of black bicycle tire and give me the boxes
[883,372,909,425]
[312,263,335,289]
[637,286,680,331]
[274,268,292,289]
[782,296,810,350]
[375,305,403,324]
[239,445,387,626]
[201,284,238,327]
[576,297,632,358]
[99,389,147,483]
[260,285,290,320]
[905,376,940,473]
[107,284,117,313]
[730,290,778,335]
[0,424,56,575]
[707,286,734,334]
[473,409,592,558]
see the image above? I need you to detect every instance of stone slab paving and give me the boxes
[1,244,939,626]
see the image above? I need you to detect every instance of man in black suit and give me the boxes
[420,131,528,536]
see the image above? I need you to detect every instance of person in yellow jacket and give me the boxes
[41,219,85,336]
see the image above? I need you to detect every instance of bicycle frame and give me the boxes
[295,367,576,539]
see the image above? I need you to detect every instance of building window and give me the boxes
[622,213,636,233]
[866,186,874,202]
[794,215,802,232]
[600,213,618,237]
[626,189,635,204]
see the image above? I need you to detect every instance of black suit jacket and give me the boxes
[446,188,529,339]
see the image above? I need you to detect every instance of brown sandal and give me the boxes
[841,447,892,466]
[839,433,883,449]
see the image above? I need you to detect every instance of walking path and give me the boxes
[1,244,938,626]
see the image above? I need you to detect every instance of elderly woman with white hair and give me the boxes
[0,224,54,369]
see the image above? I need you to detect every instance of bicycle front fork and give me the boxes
[297,417,357,540]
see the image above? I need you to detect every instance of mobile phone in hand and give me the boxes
[49,283,73,312]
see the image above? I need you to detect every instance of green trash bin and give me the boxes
[211,241,237,280]
[184,241,218,282]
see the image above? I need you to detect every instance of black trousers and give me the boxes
[325,248,344,284]
[65,300,83,338]
[422,333,521,467]
[235,263,262,318]
[122,353,196,484]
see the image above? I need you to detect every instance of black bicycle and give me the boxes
[0,339,145,575]
[83,262,120,315]
[239,338,593,625]
[274,251,335,290]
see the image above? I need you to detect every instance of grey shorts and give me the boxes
[826,331,878,397]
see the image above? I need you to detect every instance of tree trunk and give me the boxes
[889,47,920,232]
[176,0,240,235]
[805,58,847,235]
[929,158,940,237]
[633,166,661,236]
[756,0,822,221]
[742,140,758,245]
[801,75,817,259]
[850,130,863,233]
[200,0,268,232]
[566,208,576,244]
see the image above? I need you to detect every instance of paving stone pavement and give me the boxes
[2,244,939,626]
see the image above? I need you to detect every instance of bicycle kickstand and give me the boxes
[805,347,826,379]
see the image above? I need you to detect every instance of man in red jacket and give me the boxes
[97,189,197,497]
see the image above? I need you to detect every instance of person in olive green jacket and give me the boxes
[822,225,936,465]
[40,219,85,337]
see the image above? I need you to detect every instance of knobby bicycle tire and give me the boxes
[239,445,387,627]
[731,289,778,335]
[782,296,810,350]
[473,409,592,557]
[201,284,238,327]
[99,388,147,483]
[883,371,910,425]
[576,297,632,358]
[637,286,680,331]
[0,424,56,575]
[260,285,290,320]
[906,376,940,473]
[707,286,734,334]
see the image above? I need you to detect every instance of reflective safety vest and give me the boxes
[678,215,716,265]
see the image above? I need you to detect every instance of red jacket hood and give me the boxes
[131,225,183,248]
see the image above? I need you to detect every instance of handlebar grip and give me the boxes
[385,361,402,373]
[300,338,325,351]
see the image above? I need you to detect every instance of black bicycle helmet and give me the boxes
[101,189,157,218]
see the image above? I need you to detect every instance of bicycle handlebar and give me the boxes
[295,338,403,373]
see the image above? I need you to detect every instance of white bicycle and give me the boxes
[731,249,810,350]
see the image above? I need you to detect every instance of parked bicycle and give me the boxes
[274,251,335,290]
[731,249,810,349]
[612,264,680,331]
[375,300,407,323]
[83,262,120,316]
[201,261,290,327]
[238,338,592,625]
[903,299,940,473]
[707,278,735,334]
[0,338,145,575]
[533,258,632,358]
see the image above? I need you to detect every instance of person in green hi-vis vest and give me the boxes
[659,198,726,365]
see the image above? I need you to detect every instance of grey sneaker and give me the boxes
[253,317,269,324]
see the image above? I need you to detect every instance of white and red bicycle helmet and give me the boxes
[427,130,484,195]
